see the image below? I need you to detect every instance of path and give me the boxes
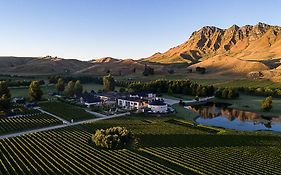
[0,111,129,140]
[84,110,130,118]
[35,107,70,124]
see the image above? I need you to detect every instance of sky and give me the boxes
[0,0,281,61]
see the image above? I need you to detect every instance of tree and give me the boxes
[29,81,43,102]
[0,81,11,111]
[92,127,134,149]
[261,96,273,112]
[65,81,75,97]
[119,87,126,93]
[56,78,65,94]
[132,67,136,73]
[74,80,83,96]
[196,67,206,74]
[222,88,229,99]
[143,64,154,76]
[103,74,115,92]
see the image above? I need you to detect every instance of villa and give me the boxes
[147,99,169,113]
[117,97,147,110]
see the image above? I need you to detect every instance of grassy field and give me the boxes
[39,101,96,122]
[9,85,54,99]
[0,115,280,174]
[193,79,281,88]
[9,83,121,99]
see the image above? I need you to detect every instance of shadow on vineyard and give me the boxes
[138,134,281,147]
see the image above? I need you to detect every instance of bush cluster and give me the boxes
[240,87,281,97]
[215,88,239,99]
[92,127,134,149]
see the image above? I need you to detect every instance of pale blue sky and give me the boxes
[0,0,280,60]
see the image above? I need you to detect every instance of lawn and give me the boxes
[39,101,96,122]
[172,104,198,121]
[215,94,281,117]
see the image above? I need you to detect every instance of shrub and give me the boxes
[92,127,134,149]
[261,96,272,112]
[143,64,154,76]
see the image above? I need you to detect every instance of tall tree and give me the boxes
[0,81,11,111]
[65,81,75,97]
[29,81,43,102]
[74,80,83,96]
[103,74,115,92]
[56,78,65,94]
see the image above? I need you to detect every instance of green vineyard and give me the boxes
[0,126,183,175]
[0,116,281,175]
[39,102,96,122]
[0,114,62,135]
[141,147,281,175]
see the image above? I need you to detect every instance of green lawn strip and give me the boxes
[39,101,96,122]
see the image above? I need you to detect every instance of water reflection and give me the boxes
[189,103,281,132]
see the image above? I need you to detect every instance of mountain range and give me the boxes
[1,22,281,81]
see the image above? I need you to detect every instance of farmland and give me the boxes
[141,146,281,175]
[0,113,62,135]
[0,126,182,175]
[0,116,280,174]
[39,101,96,122]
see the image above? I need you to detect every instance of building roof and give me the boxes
[77,93,102,103]
[96,92,129,100]
[118,96,146,103]
[148,100,166,106]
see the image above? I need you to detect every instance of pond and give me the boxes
[188,102,281,132]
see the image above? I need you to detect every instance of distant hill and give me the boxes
[2,22,281,81]
[0,56,92,75]
[146,22,281,76]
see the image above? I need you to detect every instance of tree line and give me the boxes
[126,80,215,97]
[55,78,83,97]
[239,87,281,97]
[48,75,103,85]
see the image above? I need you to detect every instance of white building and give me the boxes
[117,97,147,110]
[147,100,168,113]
